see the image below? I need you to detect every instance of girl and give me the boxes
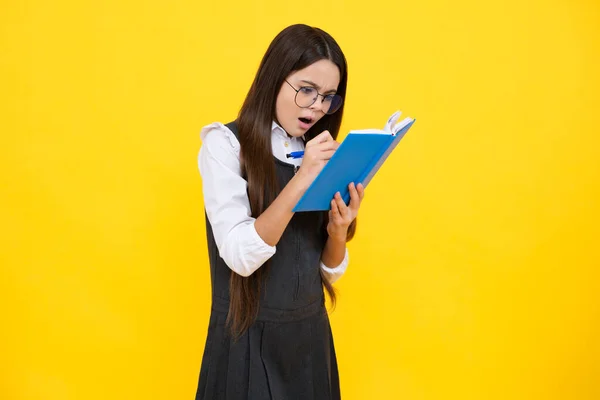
[195,24,364,400]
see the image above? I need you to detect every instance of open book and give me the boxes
[293,111,416,212]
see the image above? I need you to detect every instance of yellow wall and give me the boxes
[2,0,599,399]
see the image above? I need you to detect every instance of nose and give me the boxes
[309,95,326,113]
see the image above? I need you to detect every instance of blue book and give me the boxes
[293,111,416,212]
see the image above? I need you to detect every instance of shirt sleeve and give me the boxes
[320,248,350,284]
[198,123,276,277]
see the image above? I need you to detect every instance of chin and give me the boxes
[289,129,306,138]
[282,123,303,138]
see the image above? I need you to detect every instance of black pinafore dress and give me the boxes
[195,122,341,400]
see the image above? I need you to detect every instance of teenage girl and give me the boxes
[195,24,364,400]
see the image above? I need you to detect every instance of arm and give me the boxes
[253,172,311,246]
[199,124,339,276]
[254,130,340,246]
[320,244,350,285]
[321,236,346,269]
[320,182,365,283]
[199,124,276,277]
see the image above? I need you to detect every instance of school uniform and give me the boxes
[195,121,349,400]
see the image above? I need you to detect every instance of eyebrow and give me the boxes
[300,79,337,94]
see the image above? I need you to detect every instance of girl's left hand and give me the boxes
[327,182,365,241]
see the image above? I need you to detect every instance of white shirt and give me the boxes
[198,121,349,283]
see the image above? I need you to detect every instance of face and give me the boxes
[275,59,341,137]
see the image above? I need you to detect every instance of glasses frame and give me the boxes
[284,79,342,115]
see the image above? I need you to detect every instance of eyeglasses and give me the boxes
[284,80,343,115]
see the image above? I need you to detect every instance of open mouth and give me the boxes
[299,117,313,124]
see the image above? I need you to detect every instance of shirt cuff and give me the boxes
[220,221,276,277]
[320,248,350,284]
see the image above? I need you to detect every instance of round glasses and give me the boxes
[284,80,343,115]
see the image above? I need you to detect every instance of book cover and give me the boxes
[293,111,415,212]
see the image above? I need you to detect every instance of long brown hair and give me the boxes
[228,24,357,338]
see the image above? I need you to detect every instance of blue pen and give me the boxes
[286,151,304,159]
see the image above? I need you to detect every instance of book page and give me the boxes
[392,117,415,135]
[383,110,402,132]
[348,112,413,135]
[348,129,389,134]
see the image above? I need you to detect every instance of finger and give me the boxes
[319,149,337,160]
[348,182,360,211]
[334,192,349,218]
[330,199,341,222]
[356,183,365,201]
[316,140,339,152]
[311,130,334,144]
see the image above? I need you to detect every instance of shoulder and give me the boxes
[199,122,240,156]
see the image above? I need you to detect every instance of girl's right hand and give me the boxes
[296,130,339,182]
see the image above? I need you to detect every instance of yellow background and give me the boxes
[1,0,599,399]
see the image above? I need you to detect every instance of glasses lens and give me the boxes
[324,94,343,114]
[295,87,318,108]
[294,87,343,114]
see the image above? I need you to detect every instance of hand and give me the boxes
[296,130,339,182]
[327,182,365,242]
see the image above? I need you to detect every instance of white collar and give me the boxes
[271,120,305,141]
[271,121,287,138]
